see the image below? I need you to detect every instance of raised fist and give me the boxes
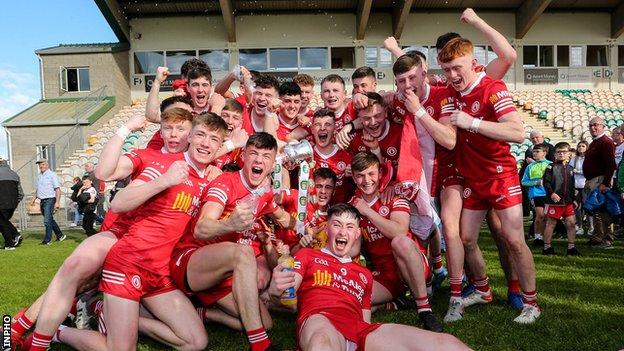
[126,114,147,132]
[161,161,189,187]
[156,66,170,84]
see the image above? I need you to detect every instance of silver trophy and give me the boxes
[282,140,313,164]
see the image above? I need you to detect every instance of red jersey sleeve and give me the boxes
[146,131,164,150]
[123,149,144,175]
[135,161,166,183]
[361,268,373,310]
[293,248,310,276]
[391,197,411,214]
[259,192,279,215]
[487,81,516,120]
[205,176,231,206]
[280,189,298,213]
[439,91,456,118]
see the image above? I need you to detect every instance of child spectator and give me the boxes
[76,175,98,236]
[570,141,590,235]
[69,177,83,227]
[542,142,581,256]
[522,143,552,246]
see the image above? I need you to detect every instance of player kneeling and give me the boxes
[269,203,471,351]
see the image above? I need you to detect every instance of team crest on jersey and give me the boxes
[549,208,556,215]
[358,146,366,152]
[359,273,368,284]
[426,106,435,116]
[345,116,352,123]
[337,161,346,171]
[463,187,472,199]
[471,101,480,113]
[387,147,397,157]
[379,205,390,216]
[131,275,141,289]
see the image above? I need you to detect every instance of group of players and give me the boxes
[9,8,541,351]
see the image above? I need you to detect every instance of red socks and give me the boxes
[27,332,53,351]
[11,311,33,340]
[449,277,463,298]
[414,295,432,314]
[474,276,491,294]
[523,290,539,307]
[247,327,272,351]
[508,279,521,294]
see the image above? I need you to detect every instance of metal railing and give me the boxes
[13,86,109,230]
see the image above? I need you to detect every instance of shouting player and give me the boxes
[269,203,470,351]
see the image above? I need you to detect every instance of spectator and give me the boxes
[0,157,23,250]
[570,141,591,235]
[583,117,616,249]
[69,176,83,227]
[83,162,105,223]
[542,142,581,256]
[613,126,624,165]
[76,175,98,236]
[521,143,552,246]
[524,130,555,163]
[31,159,65,245]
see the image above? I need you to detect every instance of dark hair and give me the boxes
[255,74,280,92]
[358,92,385,110]
[321,74,345,88]
[314,167,338,184]
[246,132,278,151]
[81,175,91,181]
[222,98,243,113]
[327,203,360,221]
[249,70,262,83]
[181,58,209,77]
[313,108,335,120]
[436,32,461,51]
[554,142,571,150]
[187,67,212,84]
[405,50,427,63]
[221,163,242,172]
[393,54,423,76]
[293,73,314,87]
[279,81,302,97]
[351,151,380,173]
[193,112,229,137]
[352,66,376,80]
[533,143,549,153]
[575,141,588,156]
[160,95,192,113]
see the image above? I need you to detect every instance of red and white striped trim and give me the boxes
[141,167,162,181]
[494,97,515,113]
[101,269,125,285]
[248,331,268,343]
[206,188,228,205]
[31,335,52,348]
[508,185,522,196]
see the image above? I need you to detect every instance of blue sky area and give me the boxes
[0,0,117,158]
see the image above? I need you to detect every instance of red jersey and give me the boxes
[332,101,356,131]
[312,145,352,203]
[453,72,517,179]
[174,171,277,255]
[101,148,179,234]
[390,84,456,191]
[352,195,410,263]
[237,95,257,136]
[213,148,243,169]
[106,152,210,275]
[276,114,299,142]
[274,189,328,249]
[294,248,373,326]
[348,121,403,172]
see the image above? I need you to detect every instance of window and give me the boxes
[199,49,229,71]
[487,47,498,64]
[428,47,439,68]
[300,47,328,69]
[539,45,554,67]
[557,46,569,67]
[134,51,164,74]
[586,45,608,66]
[269,48,297,70]
[570,46,583,67]
[365,47,393,68]
[330,47,355,69]
[474,46,487,67]
[36,144,56,170]
[60,67,90,92]
[166,50,196,73]
[619,46,624,66]
[239,49,268,70]
[523,46,538,68]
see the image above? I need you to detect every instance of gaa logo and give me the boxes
[273,180,281,189]
[337,161,346,171]
[471,101,480,113]
[463,187,472,199]
[298,213,306,221]
[379,206,390,216]
[299,196,307,206]
[300,180,308,190]
[426,106,435,116]
[131,275,142,289]
[359,272,368,284]
[387,147,397,157]
[274,164,281,173]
